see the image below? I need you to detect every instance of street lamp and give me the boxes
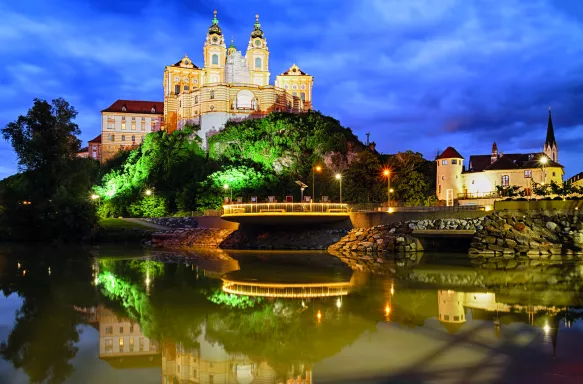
[145,189,152,196]
[335,173,342,204]
[91,194,100,208]
[223,184,232,203]
[540,156,548,185]
[312,165,322,202]
[383,169,391,209]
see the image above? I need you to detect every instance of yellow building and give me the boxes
[567,172,583,189]
[162,11,314,147]
[100,100,163,162]
[436,109,563,203]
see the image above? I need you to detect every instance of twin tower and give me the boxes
[163,11,314,143]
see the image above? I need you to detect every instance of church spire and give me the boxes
[543,107,559,164]
[546,107,557,148]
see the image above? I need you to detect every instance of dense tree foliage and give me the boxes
[0,99,99,241]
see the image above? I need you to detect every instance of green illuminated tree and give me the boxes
[342,151,385,203]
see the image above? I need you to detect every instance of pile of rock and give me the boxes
[469,211,583,269]
[151,228,234,248]
[406,218,485,231]
[143,217,199,229]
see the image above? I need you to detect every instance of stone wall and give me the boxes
[220,228,348,250]
[469,211,583,269]
[329,217,486,254]
[152,228,235,248]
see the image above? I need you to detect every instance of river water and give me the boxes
[0,245,582,384]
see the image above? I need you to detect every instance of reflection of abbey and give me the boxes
[96,10,313,162]
[436,109,563,203]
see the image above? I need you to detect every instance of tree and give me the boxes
[386,151,434,206]
[342,151,385,204]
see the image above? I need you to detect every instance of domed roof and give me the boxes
[208,10,222,36]
[251,14,264,38]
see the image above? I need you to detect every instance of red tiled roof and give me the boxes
[78,147,88,153]
[88,134,101,144]
[436,146,464,160]
[101,100,163,114]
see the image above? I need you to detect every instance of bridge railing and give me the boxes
[223,202,350,215]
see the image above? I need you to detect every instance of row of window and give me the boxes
[105,325,135,334]
[284,84,307,90]
[440,159,461,165]
[104,337,155,353]
[121,106,157,113]
[107,121,156,131]
[107,134,142,142]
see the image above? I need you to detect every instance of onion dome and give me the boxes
[227,38,237,55]
[251,14,264,38]
[208,10,222,35]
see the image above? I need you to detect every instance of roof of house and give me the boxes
[436,146,464,160]
[466,152,563,173]
[78,147,88,153]
[101,100,163,114]
[567,172,583,184]
[88,134,101,144]
[280,64,309,76]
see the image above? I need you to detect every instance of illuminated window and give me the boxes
[129,337,134,352]
[441,176,445,180]
[255,57,261,69]
[119,338,124,349]
[141,121,145,131]
[151,121,155,131]
[441,160,447,165]
[452,159,457,164]
[131,121,136,130]
[210,90,214,99]
[175,84,180,94]
[524,170,532,178]
[212,54,218,65]
[121,121,126,130]
[501,175,509,186]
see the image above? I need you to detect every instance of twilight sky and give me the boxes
[1,0,582,178]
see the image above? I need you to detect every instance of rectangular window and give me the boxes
[121,135,125,141]
[193,369,197,377]
[444,315,449,321]
[209,375,214,384]
[119,338,124,349]
[454,316,460,321]
[132,135,135,142]
[129,337,134,352]
[131,121,136,130]
[129,325,134,333]
[105,338,113,353]
[150,121,156,131]
[105,326,112,335]
[139,337,144,352]
[438,185,442,194]
[441,160,447,165]
[119,326,123,333]
[141,121,145,131]
[111,134,115,142]
[121,121,126,130]
[501,175,509,186]
[553,172,556,177]
[524,170,532,178]
[452,159,457,165]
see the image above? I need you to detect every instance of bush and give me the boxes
[128,195,167,218]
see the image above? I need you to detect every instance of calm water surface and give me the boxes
[1,246,582,384]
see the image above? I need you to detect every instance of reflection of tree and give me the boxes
[390,290,438,328]
[0,248,96,383]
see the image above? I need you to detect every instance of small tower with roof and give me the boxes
[544,107,559,164]
[436,147,465,203]
[438,290,467,334]
[203,10,227,83]
[246,14,270,86]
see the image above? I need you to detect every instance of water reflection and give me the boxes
[1,247,583,383]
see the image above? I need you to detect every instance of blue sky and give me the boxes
[1,0,582,178]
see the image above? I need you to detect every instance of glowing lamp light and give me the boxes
[223,184,229,190]
[336,298,342,309]
[388,207,395,213]
[335,174,341,180]
[383,169,390,176]
[389,188,394,193]
[317,310,322,321]
[145,189,152,196]
[543,323,550,334]
[384,304,391,317]
[91,194,99,200]
[540,157,548,165]
[484,205,493,212]
[390,284,394,295]
[315,165,322,172]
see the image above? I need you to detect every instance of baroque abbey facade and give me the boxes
[162,11,314,146]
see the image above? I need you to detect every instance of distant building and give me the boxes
[100,100,163,162]
[567,172,583,188]
[77,134,102,160]
[162,11,313,147]
[77,147,89,158]
[436,109,564,203]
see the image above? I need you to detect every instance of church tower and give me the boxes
[544,107,559,163]
[246,14,270,86]
[203,10,226,84]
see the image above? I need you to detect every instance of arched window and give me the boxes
[255,57,261,69]
[174,84,180,94]
[212,54,219,65]
[195,95,199,104]
[184,85,189,91]
[301,92,306,101]
[210,90,215,99]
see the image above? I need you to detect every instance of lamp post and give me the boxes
[335,173,342,204]
[312,165,321,202]
[383,169,391,209]
[540,156,548,185]
[91,194,100,208]
[223,184,232,203]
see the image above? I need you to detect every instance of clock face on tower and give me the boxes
[254,39,261,47]
[212,36,218,43]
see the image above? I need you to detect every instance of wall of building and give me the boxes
[101,112,162,162]
[436,157,464,201]
[462,167,563,196]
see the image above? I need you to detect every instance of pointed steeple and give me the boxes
[546,107,557,147]
[544,107,559,163]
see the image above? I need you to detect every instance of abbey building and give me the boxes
[97,11,313,162]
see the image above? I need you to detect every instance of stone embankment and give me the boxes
[329,218,485,253]
[468,212,583,269]
[143,217,199,229]
[152,228,234,248]
[220,228,348,250]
